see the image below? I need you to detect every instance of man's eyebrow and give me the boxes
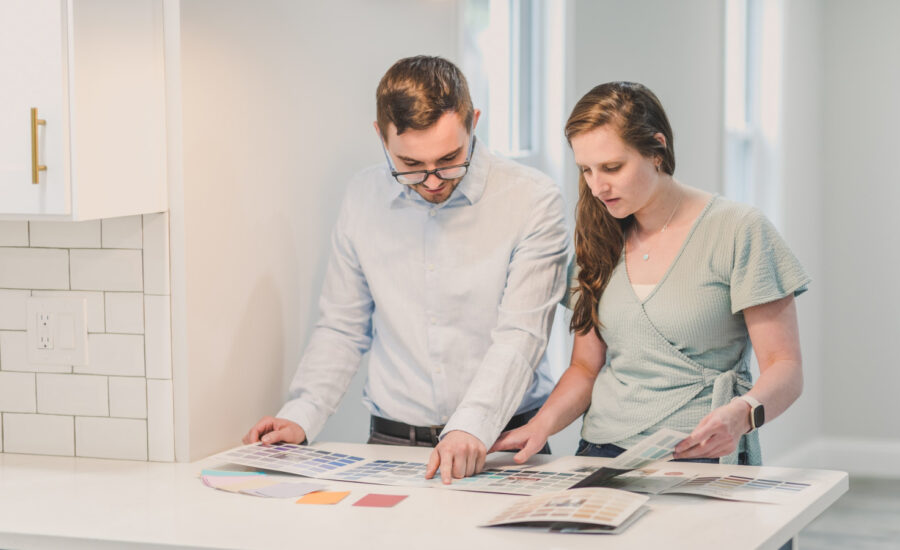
[397,146,464,165]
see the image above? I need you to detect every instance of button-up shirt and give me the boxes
[277,141,569,448]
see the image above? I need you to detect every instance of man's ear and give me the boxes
[471,109,482,133]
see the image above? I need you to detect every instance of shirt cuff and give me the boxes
[440,408,504,450]
[276,399,327,443]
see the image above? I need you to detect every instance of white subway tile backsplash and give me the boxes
[0,290,30,330]
[0,331,71,373]
[31,290,105,332]
[30,220,101,248]
[105,292,144,334]
[101,216,143,249]
[147,379,174,461]
[37,373,108,416]
[142,213,170,295]
[144,295,172,379]
[0,221,29,246]
[76,417,147,460]
[70,249,143,291]
[75,334,144,376]
[2,211,172,462]
[3,413,74,456]
[0,248,69,290]
[0,372,36,412]
[109,376,147,418]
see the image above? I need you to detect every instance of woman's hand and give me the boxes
[489,421,551,464]
[673,399,751,459]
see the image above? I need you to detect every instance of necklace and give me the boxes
[631,192,684,261]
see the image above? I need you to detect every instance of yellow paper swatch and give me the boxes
[296,491,351,505]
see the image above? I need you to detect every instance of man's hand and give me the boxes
[674,399,750,460]
[242,416,307,445]
[424,430,486,484]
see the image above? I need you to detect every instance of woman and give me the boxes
[492,82,809,465]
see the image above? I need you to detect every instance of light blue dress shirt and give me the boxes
[277,141,570,448]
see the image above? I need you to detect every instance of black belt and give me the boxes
[371,408,537,446]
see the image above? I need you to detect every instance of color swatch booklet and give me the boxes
[481,487,650,534]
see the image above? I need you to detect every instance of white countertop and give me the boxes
[0,442,848,550]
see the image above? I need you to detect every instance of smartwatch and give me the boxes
[732,395,765,432]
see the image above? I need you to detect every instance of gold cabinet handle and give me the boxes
[31,107,47,184]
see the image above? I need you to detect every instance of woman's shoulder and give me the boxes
[702,195,767,233]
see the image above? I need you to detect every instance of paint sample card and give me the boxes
[296,491,351,505]
[211,444,366,478]
[482,487,650,534]
[352,494,408,508]
[211,476,281,493]
[200,469,265,477]
[606,428,688,470]
[243,482,328,499]
[662,474,812,503]
[600,470,690,495]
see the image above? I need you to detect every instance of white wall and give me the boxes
[820,0,900,456]
[760,0,824,464]
[173,0,460,460]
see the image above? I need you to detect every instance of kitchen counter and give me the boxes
[0,442,847,549]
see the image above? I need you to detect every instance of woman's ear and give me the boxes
[653,132,667,150]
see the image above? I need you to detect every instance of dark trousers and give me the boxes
[575,439,750,465]
[368,408,551,454]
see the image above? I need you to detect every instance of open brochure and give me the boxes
[481,487,650,534]
[570,428,689,488]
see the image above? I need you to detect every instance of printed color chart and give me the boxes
[664,475,812,503]
[210,443,594,496]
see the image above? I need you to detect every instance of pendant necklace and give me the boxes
[632,192,684,261]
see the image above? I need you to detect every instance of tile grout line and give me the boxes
[141,215,151,462]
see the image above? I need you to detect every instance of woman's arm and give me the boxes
[675,294,803,459]
[490,329,607,462]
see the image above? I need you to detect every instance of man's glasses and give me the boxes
[380,131,477,186]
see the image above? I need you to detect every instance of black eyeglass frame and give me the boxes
[379,130,477,186]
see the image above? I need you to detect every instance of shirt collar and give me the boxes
[387,138,491,209]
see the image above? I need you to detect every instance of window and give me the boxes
[462,0,539,162]
[723,0,784,226]
[461,0,572,379]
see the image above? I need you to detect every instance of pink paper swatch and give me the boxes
[352,494,408,508]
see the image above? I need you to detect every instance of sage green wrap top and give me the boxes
[579,196,810,465]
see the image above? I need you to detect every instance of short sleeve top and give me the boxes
[579,195,810,448]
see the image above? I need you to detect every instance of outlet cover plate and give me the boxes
[26,297,89,366]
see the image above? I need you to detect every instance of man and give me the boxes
[243,56,568,484]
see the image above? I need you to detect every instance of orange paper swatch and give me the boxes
[296,491,351,505]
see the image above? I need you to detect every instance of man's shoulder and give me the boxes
[485,153,560,199]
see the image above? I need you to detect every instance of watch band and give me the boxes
[732,395,764,432]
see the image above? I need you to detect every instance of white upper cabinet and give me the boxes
[0,0,166,220]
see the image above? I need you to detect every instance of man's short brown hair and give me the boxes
[376,56,474,139]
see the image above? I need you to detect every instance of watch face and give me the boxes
[752,405,766,429]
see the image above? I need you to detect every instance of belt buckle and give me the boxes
[428,425,442,445]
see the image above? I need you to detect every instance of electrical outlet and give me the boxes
[38,312,53,349]
[27,297,89,366]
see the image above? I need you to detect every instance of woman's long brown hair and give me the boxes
[566,82,676,337]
